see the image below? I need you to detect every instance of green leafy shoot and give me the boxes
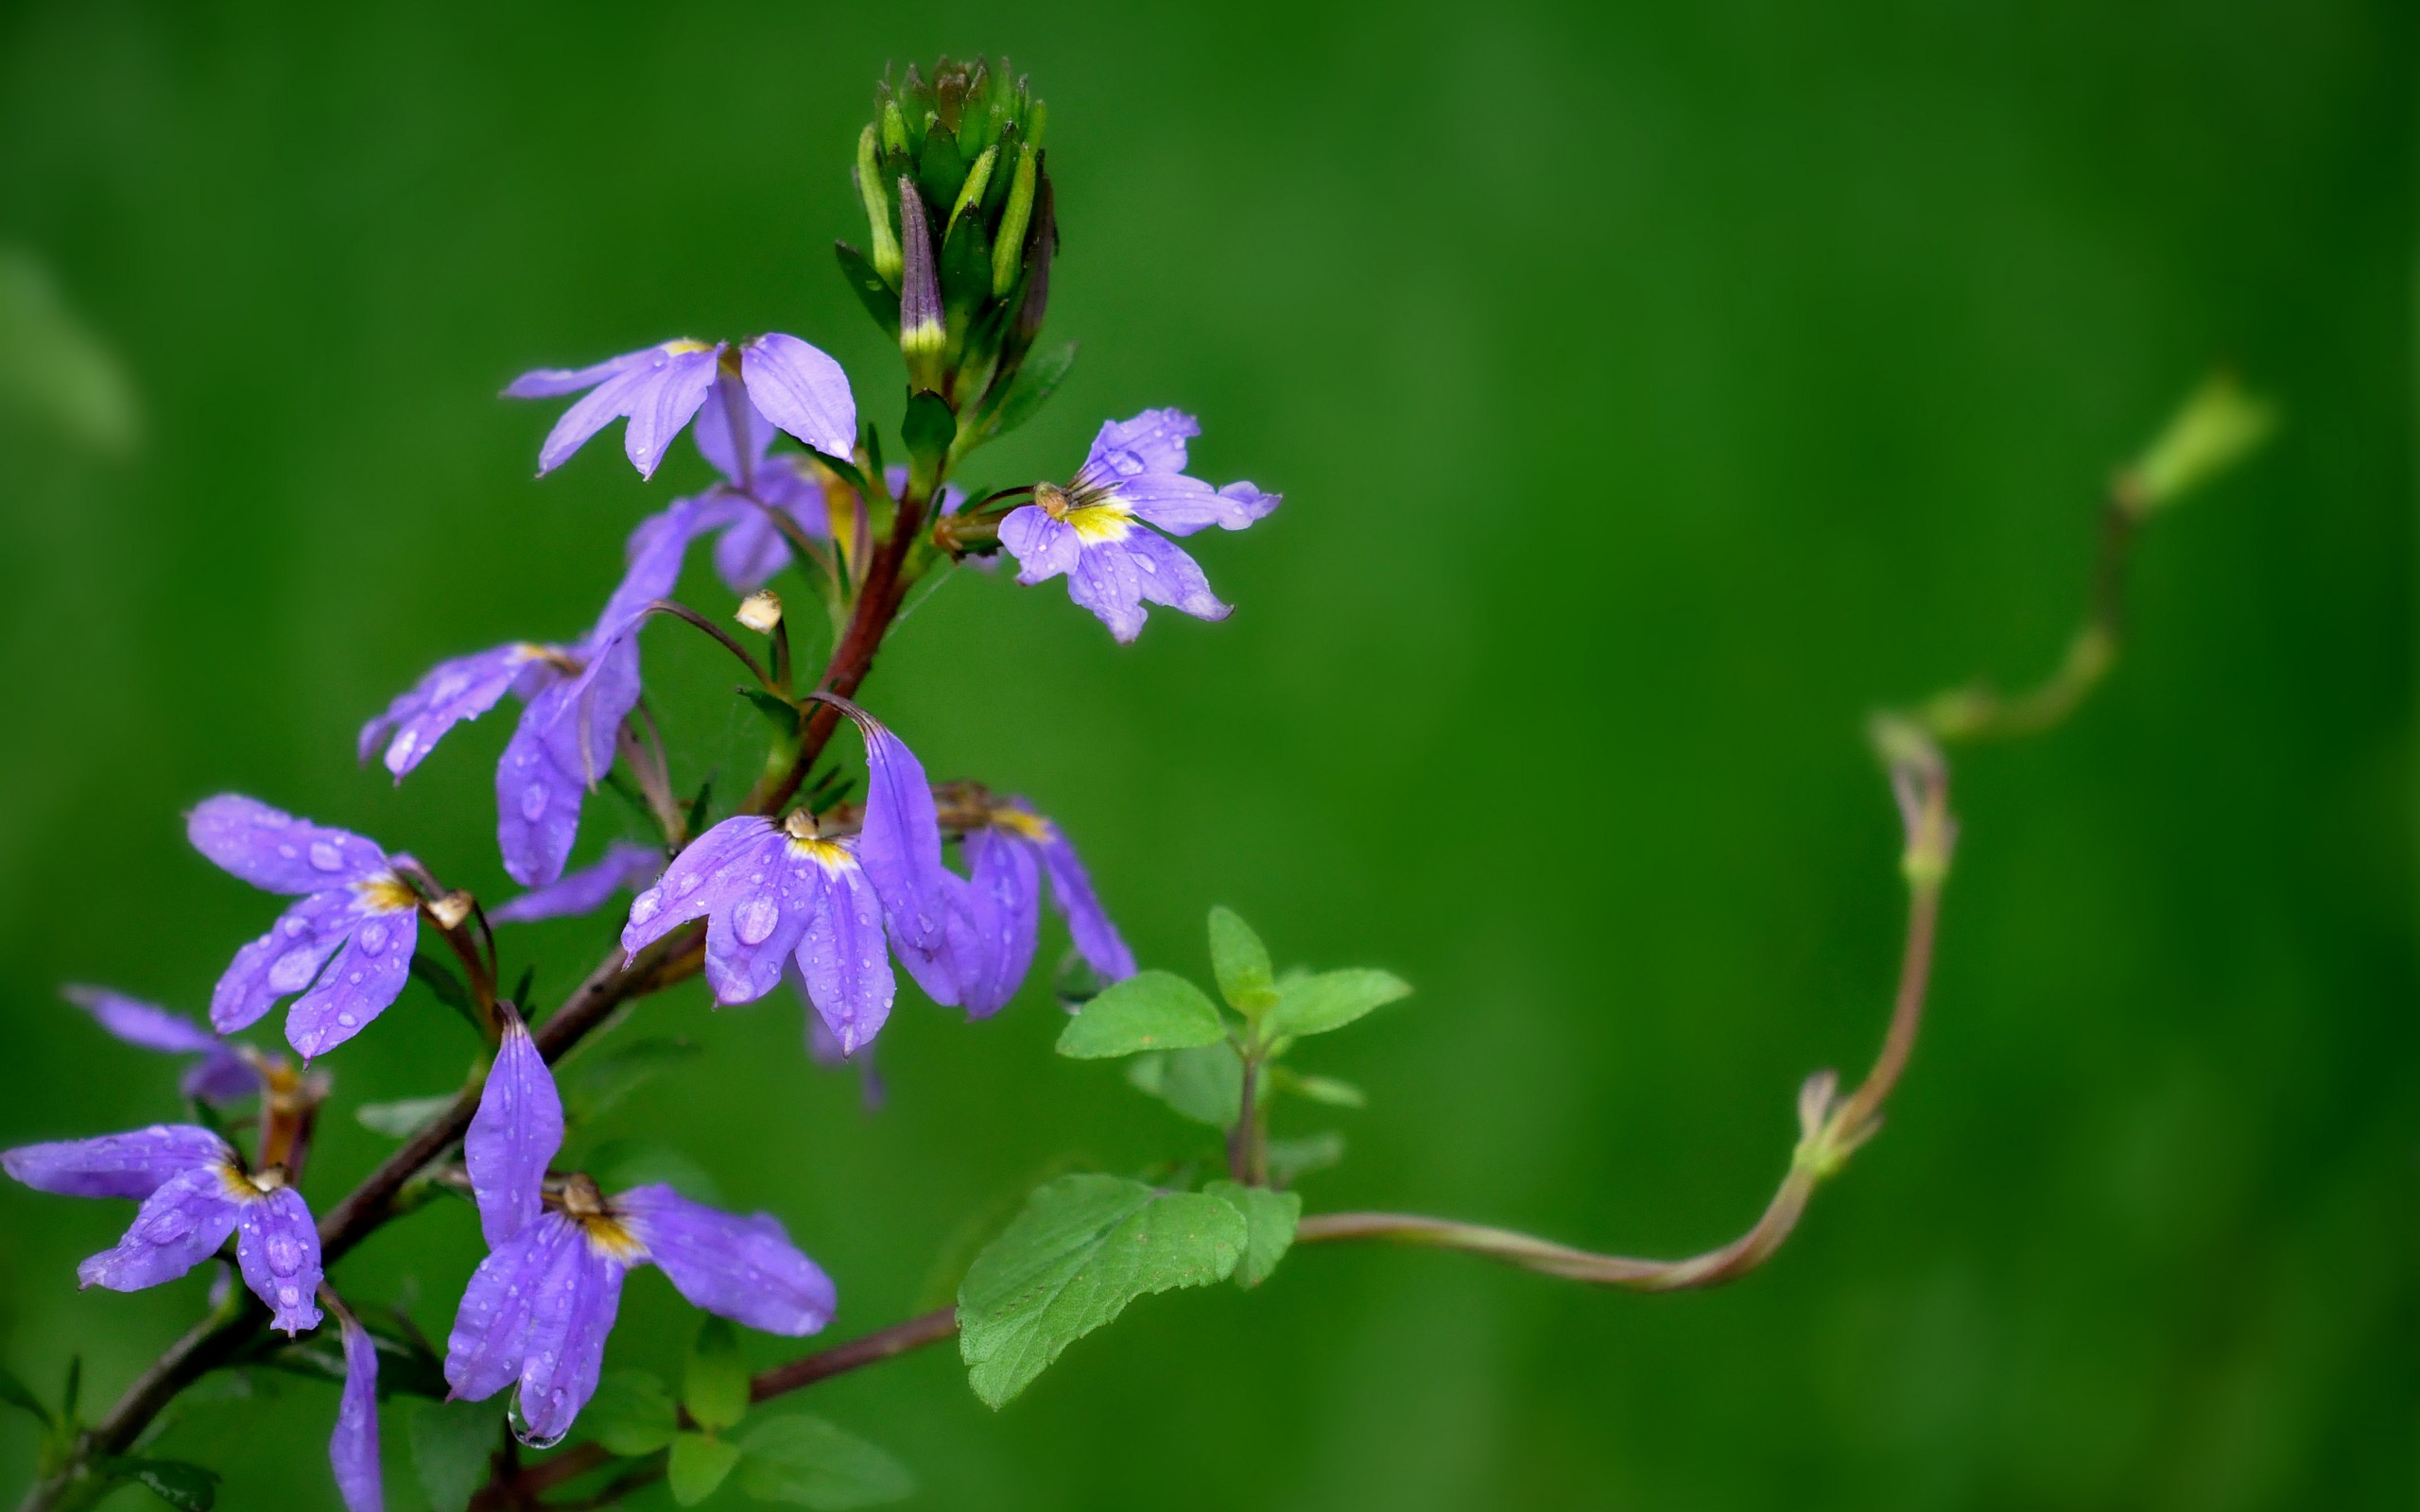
[737,1413,917,1508]
[958,1174,1247,1408]
[1266,1132,1347,1185]
[1270,1068,1367,1109]
[582,1369,678,1456]
[669,1431,745,1506]
[1125,1044,1244,1126]
[683,1317,752,1433]
[1260,969,1412,1043]
[1206,906,1276,1015]
[1056,971,1227,1059]
[1205,1180,1302,1289]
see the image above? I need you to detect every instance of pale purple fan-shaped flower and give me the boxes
[360,499,706,887]
[489,842,663,925]
[3,1125,322,1333]
[64,986,257,1103]
[330,1311,383,1512]
[506,334,856,479]
[445,1038,833,1445]
[191,797,422,1059]
[999,408,1280,643]
[464,1006,562,1248]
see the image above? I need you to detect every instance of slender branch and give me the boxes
[633,599,772,689]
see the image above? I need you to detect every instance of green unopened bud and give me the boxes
[992,144,1038,299]
[2120,373,2275,517]
[897,178,945,387]
[856,125,901,283]
[948,146,997,238]
[880,97,909,157]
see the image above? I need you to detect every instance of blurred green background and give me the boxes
[0,0,2411,1506]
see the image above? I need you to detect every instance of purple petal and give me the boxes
[700,838,820,1008]
[849,716,951,956]
[961,826,1043,1014]
[693,367,776,482]
[189,796,389,894]
[795,854,894,1053]
[615,1185,836,1336]
[887,868,974,1010]
[211,890,356,1035]
[496,692,590,890]
[1031,813,1137,980]
[5,1125,228,1199]
[1217,479,1282,522]
[1065,539,1150,644]
[181,1047,262,1105]
[66,986,218,1056]
[596,496,707,639]
[998,505,1080,584]
[77,1162,243,1293]
[709,466,830,596]
[331,1313,385,1512]
[621,346,720,479]
[1124,531,1231,624]
[1083,408,1200,481]
[622,816,774,956]
[741,334,857,457]
[511,1228,627,1444]
[504,347,656,400]
[491,842,663,925]
[234,1184,324,1333]
[446,1214,575,1402]
[466,1007,562,1247]
[1115,473,1279,537]
[285,899,420,1059]
[360,644,543,781]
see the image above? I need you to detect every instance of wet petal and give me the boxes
[700,844,818,1009]
[622,345,720,479]
[285,898,420,1059]
[693,368,776,481]
[466,1006,563,1247]
[997,505,1080,584]
[961,825,1043,1015]
[1082,407,1199,481]
[444,1214,574,1402]
[1065,540,1150,643]
[496,690,590,890]
[330,1312,385,1512]
[795,854,894,1053]
[65,986,218,1056]
[615,1185,836,1336]
[4,1125,227,1199]
[623,817,779,956]
[503,347,656,400]
[211,891,356,1035]
[78,1163,243,1293]
[189,795,390,894]
[181,1046,263,1105]
[234,1184,325,1333]
[1116,473,1280,537]
[847,713,950,957]
[490,842,664,925]
[528,343,717,476]
[740,334,856,457]
[1123,531,1231,623]
[512,1229,627,1445]
[360,644,541,781]
[1032,813,1137,981]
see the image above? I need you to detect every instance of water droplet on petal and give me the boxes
[268,948,320,992]
[308,841,344,871]
[337,1012,358,1027]
[520,782,550,822]
[359,921,389,954]
[735,896,779,946]
[630,894,660,924]
[278,844,299,860]
[392,729,420,764]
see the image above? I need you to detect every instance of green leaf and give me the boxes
[1056,971,1227,1059]
[900,390,958,490]
[408,1398,497,1512]
[669,1431,744,1506]
[583,1138,723,1206]
[958,1174,1247,1408]
[736,1413,916,1508]
[408,953,473,1012]
[0,1360,51,1426]
[60,1358,78,1425]
[1273,1069,1368,1109]
[684,1317,751,1433]
[0,245,139,453]
[97,1457,217,1511]
[355,1094,457,1140]
[1125,1044,1244,1126]
[1204,1180,1303,1289]
[1206,907,1276,1014]
[560,1037,702,1125]
[738,687,803,737]
[1265,1131,1347,1184]
[1261,969,1412,1042]
[582,1368,678,1456]
[987,340,1076,439]
[832,241,900,336]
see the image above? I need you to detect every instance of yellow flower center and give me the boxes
[355,874,420,914]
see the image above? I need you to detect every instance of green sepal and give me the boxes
[684,1316,751,1433]
[983,340,1075,441]
[1206,906,1276,1015]
[806,448,869,496]
[408,953,474,1014]
[833,242,899,337]
[95,1456,217,1511]
[407,1397,499,1512]
[669,1431,745,1506]
[912,129,967,221]
[738,685,804,736]
[959,1174,1247,1408]
[1126,1043,1245,1126]
[1056,970,1227,1058]
[735,1413,916,1507]
[1205,1179,1303,1289]
[583,1368,679,1456]
[1261,969,1412,1042]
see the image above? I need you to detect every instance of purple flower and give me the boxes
[191,797,422,1059]
[3,1125,323,1333]
[330,1310,384,1512]
[999,408,1279,643]
[359,499,705,886]
[506,334,856,479]
[488,842,663,925]
[444,1031,834,1445]
[64,986,257,1103]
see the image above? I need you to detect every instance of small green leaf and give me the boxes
[832,241,900,336]
[1056,971,1226,1059]
[582,1368,678,1456]
[987,341,1076,439]
[1265,1132,1347,1184]
[408,1398,498,1512]
[669,1431,745,1506]
[684,1318,751,1433]
[560,1038,702,1125]
[1204,1180,1303,1289]
[97,1457,217,1511]
[60,1358,78,1425]
[1261,969,1412,1042]
[408,954,473,1012]
[0,1360,51,1426]
[583,1138,723,1206]
[958,1174,1247,1408]
[1125,1044,1244,1126]
[1273,1069,1368,1109]
[738,687,803,737]
[355,1094,457,1140]
[1206,907,1276,1014]
[736,1413,916,1507]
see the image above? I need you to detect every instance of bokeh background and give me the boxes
[0,1,2411,1506]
